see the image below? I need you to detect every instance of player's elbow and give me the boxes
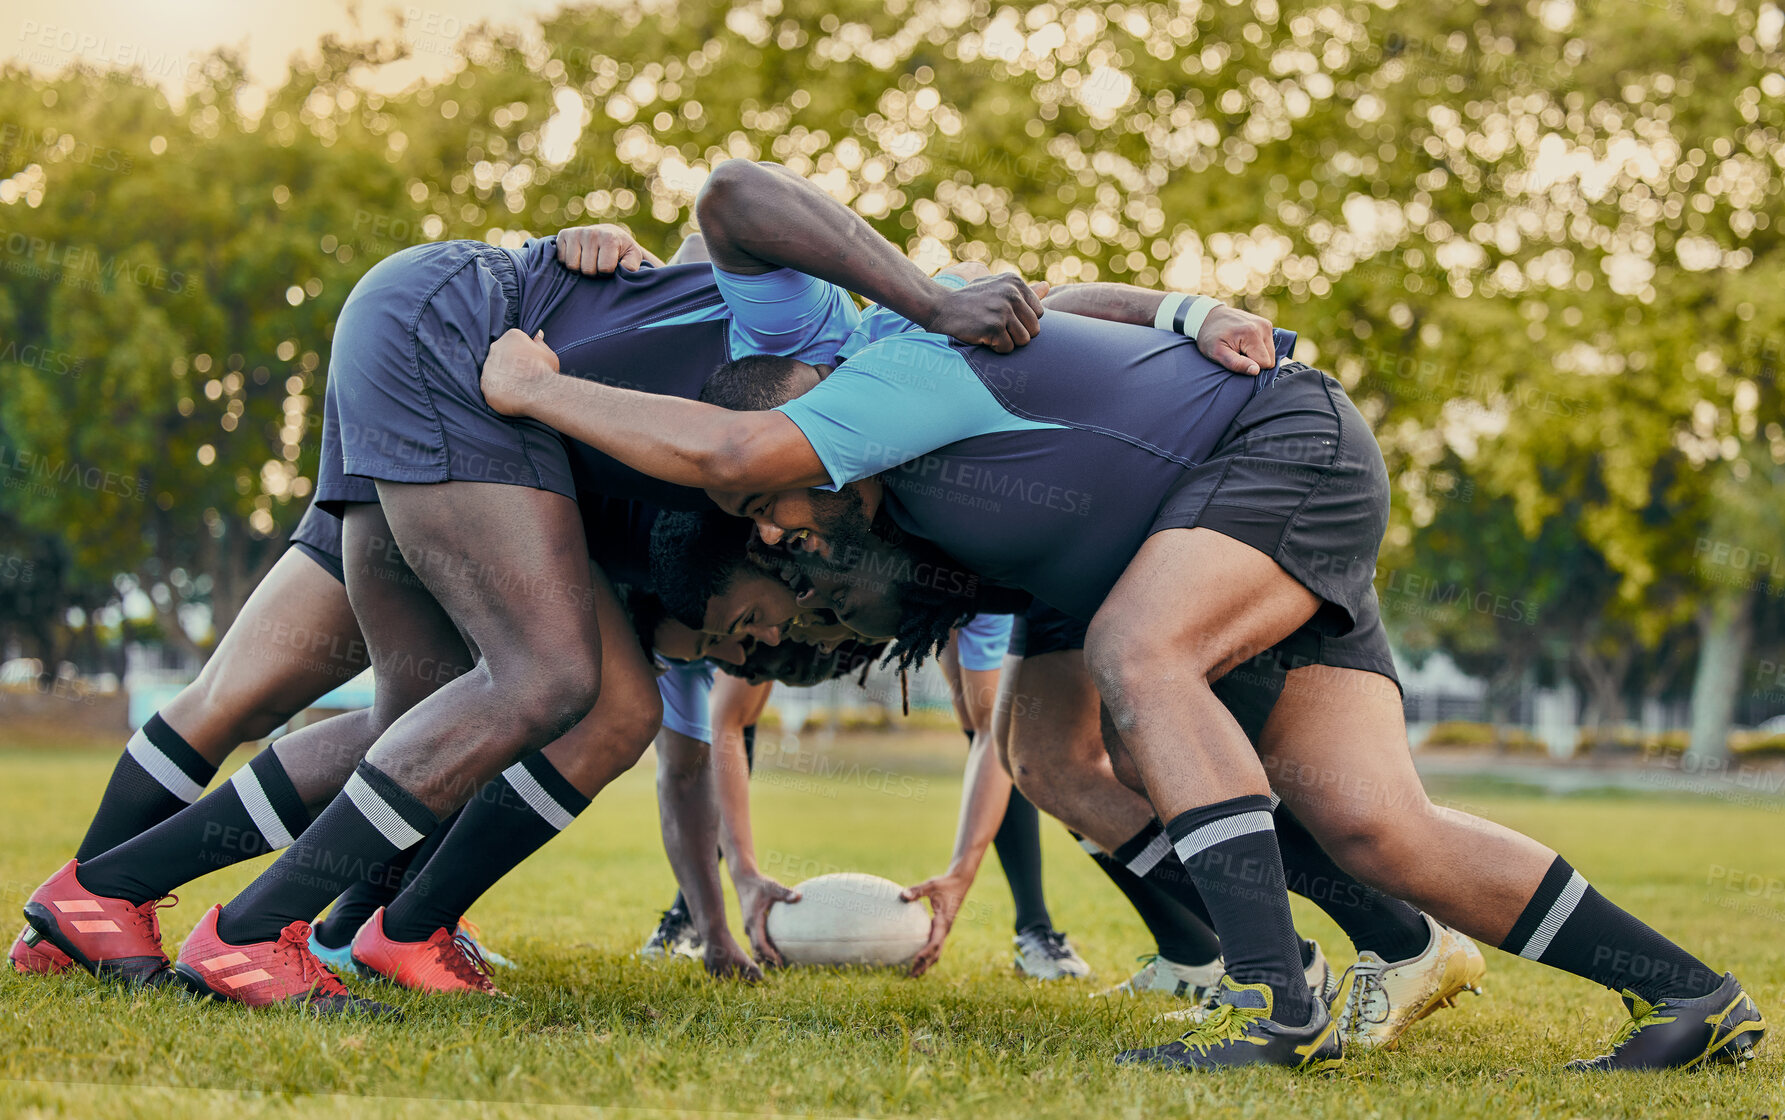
[696,160,778,242]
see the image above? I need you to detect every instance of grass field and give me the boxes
[2,733,1782,1120]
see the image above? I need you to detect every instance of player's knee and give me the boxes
[507,653,603,743]
[1084,619,1161,730]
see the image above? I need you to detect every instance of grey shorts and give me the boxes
[288,500,345,584]
[1149,361,1390,637]
[316,240,575,513]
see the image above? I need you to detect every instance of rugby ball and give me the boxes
[765,872,931,967]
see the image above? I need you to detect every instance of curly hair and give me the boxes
[648,509,756,629]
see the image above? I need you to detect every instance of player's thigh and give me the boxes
[1085,526,1318,706]
[1005,650,1102,788]
[342,500,475,723]
[375,479,599,715]
[161,547,368,758]
[1257,664,1429,856]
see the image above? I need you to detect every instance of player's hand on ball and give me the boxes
[926,272,1045,353]
[1197,303,1276,376]
[733,870,801,968]
[554,223,661,274]
[900,870,971,977]
[480,329,559,417]
[702,931,763,982]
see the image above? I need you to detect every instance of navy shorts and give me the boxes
[288,500,345,584]
[1149,361,1390,638]
[317,240,576,513]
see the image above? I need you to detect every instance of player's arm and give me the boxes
[708,676,801,965]
[1042,282,1278,376]
[668,232,710,264]
[902,697,1016,977]
[654,727,761,981]
[481,328,829,491]
[697,159,1042,353]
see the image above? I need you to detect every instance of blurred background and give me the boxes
[0,0,1781,779]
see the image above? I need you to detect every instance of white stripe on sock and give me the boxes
[230,766,295,849]
[502,762,576,832]
[1124,832,1173,877]
[1172,810,1276,863]
[1077,838,1105,856]
[1267,792,1282,810]
[1520,871,1588,960]
[343,772,424,849]
[127,728,205,803]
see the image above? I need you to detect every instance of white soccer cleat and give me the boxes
[1092,954,1225,1002]
[1156,939,1335,1023]
[637,908,703,962]
[1013,927,1092,980]
[1335,913,1486,1051]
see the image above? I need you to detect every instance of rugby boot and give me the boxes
[174,904,399,1017]
[351,907,505,996]
[1336,914,1487,1050]
[1118,974,1345,1072]
[1092,954,1225,1002]
[1014,927,1092,980]
[1566,973,1764,1071]
[638,906,702,961]
[1158,939,1335,1024]
[22,859,173,984]
[9,923,73,974]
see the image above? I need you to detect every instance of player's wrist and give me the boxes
[1153,292,1222,338]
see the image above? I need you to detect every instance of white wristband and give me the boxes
[1153,293,1222,338]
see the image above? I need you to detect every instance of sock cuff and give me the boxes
[1113,820,1172,876]
[228,749,311,849]
[1502,855,1588,958]
[345,762,439,849]
[502,753,590,830]
[127,714,216,803]
[1165,795,1278,862]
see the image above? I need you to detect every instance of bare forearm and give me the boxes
[1040,282,1170,325]
[698,159,945,326]
[713,722,759,877]
[945,729,1014,879]
[656,732,729,937]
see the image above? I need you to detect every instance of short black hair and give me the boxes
[648,509,755,629]
[700,353,809,412]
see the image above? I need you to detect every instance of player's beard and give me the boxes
[806,486,878,574]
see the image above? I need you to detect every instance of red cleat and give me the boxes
[22,859,174,984]
[173,904,401,1017]
[9,923,73,974]
[351,908,506,996]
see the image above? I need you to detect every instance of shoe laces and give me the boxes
[1605,990,1674,1051]
[128,894,177,951]
[440,929,498,991]
[276,921,350,997]
[1174,999,1268,1055]
[1019,928,1073,961]
[1342,958,1390,1028]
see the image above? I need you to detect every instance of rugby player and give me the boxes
[479,159,1764,1071]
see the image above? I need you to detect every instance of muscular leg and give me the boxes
[1261,663,1719,1005]
[71,549,366,863]
[1086,527,1324,1023]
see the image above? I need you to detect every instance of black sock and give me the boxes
[1079,834,1220,966]
[994,789,1052,934]
[1274,803,1431,962]
[77,747,309,905]
[75,714,220,861]
[1112,820,1218,930]
[1501,856,1720,1004]
[216,761,437,945]
[743,725,756,769]
[311,807,462,950]
[1166,795,1311,1025]
[382,753,591,942]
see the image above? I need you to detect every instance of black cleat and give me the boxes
[1566,973,1764,1071]
[1117,975,1344,1072]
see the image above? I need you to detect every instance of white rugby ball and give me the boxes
[765,872,931,967]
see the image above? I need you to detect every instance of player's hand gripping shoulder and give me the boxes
[554,223,662,274]
[1195,303,1277,376]
[481,328,560,417]
[925,271,1046,353]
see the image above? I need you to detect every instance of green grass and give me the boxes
[3,740,1782,1119]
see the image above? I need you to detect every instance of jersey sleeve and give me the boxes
[714,266,861,365]
[773,332,1014,489]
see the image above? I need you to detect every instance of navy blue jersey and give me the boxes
[777,302,1293,621]
[507,238,856,508]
